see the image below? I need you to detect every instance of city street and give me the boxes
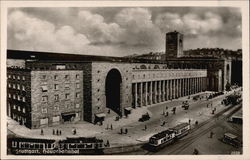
[7,88,242,154]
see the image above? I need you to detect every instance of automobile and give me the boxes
[139,113,150,122]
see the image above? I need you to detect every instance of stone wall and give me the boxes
[91,62,132,121]
[30,70,83,128]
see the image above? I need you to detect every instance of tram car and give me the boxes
[148,123,191,151]
[169,122,190,139]
[148,129,175,151]
[7,136,105,155]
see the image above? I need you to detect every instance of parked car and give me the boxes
[139,113,150,122]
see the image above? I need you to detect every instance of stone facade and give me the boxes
[91,62,132,123]
[30,70,83,129]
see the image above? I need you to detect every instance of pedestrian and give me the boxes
[110,124,113,130]
[120,128,123,134]
[144,125,147,131]
[125,128,128,134]
[210,131,214,138]
[195,121,198,125]
[41,129,44,135]
[193,148,199,155]
[106,140,110,147]
[59,130,62,135]
[189,119,191,124]
[106,124,109,130]
[56,129,59,135]
[53,129,55,135]
[166,106,168,110]
[74,129,77,135]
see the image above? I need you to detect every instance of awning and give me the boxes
[95,113,106,118]
[41,86,48,91]
[125,107,133,111]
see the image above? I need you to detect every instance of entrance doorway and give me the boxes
[105,69,122,115]
[61,112,76,122]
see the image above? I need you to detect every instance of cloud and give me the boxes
[115,8,162,47]
[77,10,124,44]
[8,10,89,53]
[7,7,242,56]
[155,11,223,36]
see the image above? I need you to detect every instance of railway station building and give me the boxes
[6,31,241,129]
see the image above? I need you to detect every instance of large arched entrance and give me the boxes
[105,69,122,115]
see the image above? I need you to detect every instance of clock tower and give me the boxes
[165,31,184,59]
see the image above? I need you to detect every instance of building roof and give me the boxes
[7,49,226,64]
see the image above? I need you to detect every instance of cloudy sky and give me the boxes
[7,7,241,57]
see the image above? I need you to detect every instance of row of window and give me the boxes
[41,83,80,92]
[41,103,80,113]
[8,74,26,80]
[8,83,26,91]
[42,92,81,102]
[41,74,80,81]
[9,104,26,113]
[133,73,205,79]
[8,94,26,102]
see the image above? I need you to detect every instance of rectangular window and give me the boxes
[8,75,11,79]
[42,75,46,80]
[13,75,16,79]
[54,75,58,80]
[76,83,80,89]
[17,76,20,80]
[8,93,11,98]
[75,103,80,108]
[76,92,80,98]
[23,108,26,113]
[22,76,26,81]
[42,96,48,102]
[8,83,11,88]
[42,107,47,113]
[22,85,25,91]
[18,106,21,111]
[17,84,20,90]
[65,75,69,80]
[54,105,59,110]
[17,95,21,101]
[76,74,80,79]
[13,84,16,89]
[65,84,70,89]
[55,65,66,70]
[54,94,59,101]
[13,94,16,99]
[54,84,59,90]
[65,93,70,100]
[66,103,70,108]
[22,97,26,102]
[13,105,16,109]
